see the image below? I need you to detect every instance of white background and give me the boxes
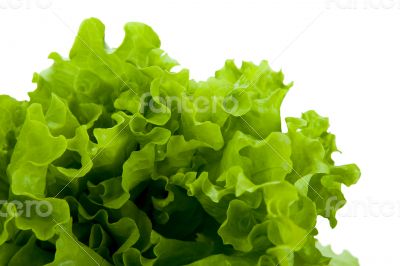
[0,0,399,265]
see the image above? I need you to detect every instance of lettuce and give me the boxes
[0,18,360,266]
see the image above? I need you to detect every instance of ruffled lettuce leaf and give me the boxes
[317,243,359,266]
[0,18,360,265]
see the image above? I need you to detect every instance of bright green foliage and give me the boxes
[0,18,360,265]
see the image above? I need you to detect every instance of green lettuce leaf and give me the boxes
[0,18,360,266]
